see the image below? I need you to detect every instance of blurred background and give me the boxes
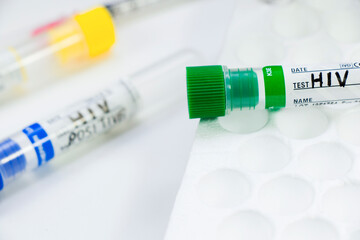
[1,0,360,239]
[0,0,234,239]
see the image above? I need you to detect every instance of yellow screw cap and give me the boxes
[74,6,116,57]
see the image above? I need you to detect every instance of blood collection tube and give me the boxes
[186,63,360,118]
[0,0,186,100]
[0,50,199,191]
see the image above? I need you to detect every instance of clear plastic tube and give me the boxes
[106,0,191,20]
[0,6,115,100]
[0,0,187,101]
[186,62,360,118]
[0,50,200,191]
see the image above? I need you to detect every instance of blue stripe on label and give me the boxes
[0,173,3,191]
[0,138,27,190]
[22,123,55,166]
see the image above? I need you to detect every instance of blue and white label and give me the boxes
[0,81,137,191]
[0,138,27,190]
[22,123,55,166]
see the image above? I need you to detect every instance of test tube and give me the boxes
[186,63,360,118]
[0,0,188,100]
[0,50,199,191]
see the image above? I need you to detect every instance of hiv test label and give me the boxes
[283,62,360,107]
[2,81,137,176]
[38,81,138,158]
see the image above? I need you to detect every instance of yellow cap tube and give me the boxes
[48,6,116,63]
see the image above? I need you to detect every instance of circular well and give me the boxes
[236,34,285,65]
[325,8,360,43]
[274,108,328,139]
[281,218,339,240]
[235,135,291,173]
[258,176,314,215]
[217,210,274,240]
[298,142,353,180]
[197,169,251,208]
[289,40,342,64]
[272,2,320,38]
[337,109,360,145]
[322,185,360,222]
[218,110,269,134]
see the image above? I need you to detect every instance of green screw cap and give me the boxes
[186,65,226,119]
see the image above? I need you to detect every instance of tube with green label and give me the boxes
[186,63,360,118]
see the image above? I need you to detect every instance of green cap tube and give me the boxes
[186,65,259,119]
[187,65,226,119]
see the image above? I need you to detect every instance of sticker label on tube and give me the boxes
[34,81,137,158]
[283,62,360,107]
[22,123,55,166]
[0,138,27,189]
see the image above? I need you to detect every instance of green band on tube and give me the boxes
[228,69,259,110]
[263,66,286,109]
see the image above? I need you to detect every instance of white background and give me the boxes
[0,0,234,239]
